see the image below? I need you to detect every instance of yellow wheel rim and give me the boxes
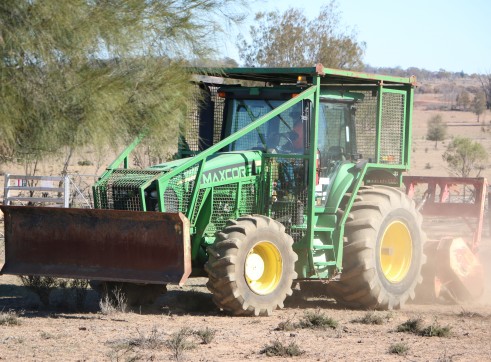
[245,241,282,295]
[379,221,413,283]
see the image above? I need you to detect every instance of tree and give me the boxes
[426,114,447,149]
[0,0,245,173]
[471,92,487,122]
[456,90,470,110]
[442,137,488,178]
[478,73,491,109]
[237,1,365,69]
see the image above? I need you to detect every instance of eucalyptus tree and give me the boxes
[0,0,246,173]
[237,1,365,70]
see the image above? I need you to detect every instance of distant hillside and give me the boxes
[364,65,481,80]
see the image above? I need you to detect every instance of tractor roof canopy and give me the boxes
[193,64,416,87]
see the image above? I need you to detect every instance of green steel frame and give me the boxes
[94,65,416,280]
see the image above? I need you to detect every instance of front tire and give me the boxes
[205,215,297,316]
[330,186,426,310]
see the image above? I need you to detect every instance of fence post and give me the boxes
[3,173,10,205]
[64,175,70,208]
[488,191,491,237]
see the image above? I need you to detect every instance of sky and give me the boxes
[222,0,491,74]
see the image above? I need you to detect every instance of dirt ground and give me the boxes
[1,87,491,361]
[0,254,490,362]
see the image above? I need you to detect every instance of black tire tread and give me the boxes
[329,186,426,310]
[205,214,297,316]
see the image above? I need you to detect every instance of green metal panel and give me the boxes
[194,65,416,87]
[379,88,408,167]
[93,66,417,277]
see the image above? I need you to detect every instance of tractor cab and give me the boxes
[217,84,363,209]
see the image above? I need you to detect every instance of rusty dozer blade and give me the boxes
[1,206,191,285]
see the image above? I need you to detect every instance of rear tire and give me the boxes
[330,186,426,310]
[205,215,297,316]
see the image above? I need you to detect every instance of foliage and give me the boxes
[426,114,447,148]
[193,327,216,345]
[0,0,246,170]
[352,311,390,325]
[388,342,409,355]
[478,73,491,109]
[237,1,365,69]
[0,310,21,326]
[396,317,452,337]
[457,308,484,318]
[442,137,488,177]
[99,286,128,314]
[275,316,297,331]
[260,340,304,357]
[419,323,452,337]
[19,275,59,306]
[396,318,423,333]
[472,92,487,122]
[165,327,195,361]
[298,310,338,329]
[456,90,471,110]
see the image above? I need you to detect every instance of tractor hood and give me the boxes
[151,150,263,186]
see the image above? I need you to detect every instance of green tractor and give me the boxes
[1,65,428,315]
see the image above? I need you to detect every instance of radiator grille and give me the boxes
[94,169,163,211]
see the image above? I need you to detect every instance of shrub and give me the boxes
[275,315,297,331]
[194,327,216,344]
[298,310,338,329]
[99,286,127,315]
[0,310,21,326]
[396,318,423,333]
[388,342,409,355]
[19,275,59,306]
[260,340,304,357]
[419,323,452,337]
[77,160,93,166]
[166,327,195,361]
[70,279,89,311]
[458,308,483,318]
[129,327,165,349]
[396,317,451,337]
[352,311,388,325]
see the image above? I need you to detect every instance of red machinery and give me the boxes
[403,176,486,302]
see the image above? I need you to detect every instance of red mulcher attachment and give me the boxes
[403,176,486,303]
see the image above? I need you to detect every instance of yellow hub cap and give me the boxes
[379,221,413,283]
[245,241,282,295]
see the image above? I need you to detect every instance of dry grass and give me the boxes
[388,342,409,356]
[396,317,424,333]
[419,322,452,337]
[298,310,338,330]
[193,327,216,344]
[260,340,304,357]
[99,286,127,315]
[457,308,484,318]
[352,311,391,325]
[165,327,196,361]
[0,310,21,326]
[396,317,452,337]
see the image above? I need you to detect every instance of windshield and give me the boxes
[228,99,306,154]
[317,102,355,169]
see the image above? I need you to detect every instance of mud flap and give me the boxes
[1,206,191,285]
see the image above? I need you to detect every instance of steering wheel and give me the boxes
[269,132,295,152]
